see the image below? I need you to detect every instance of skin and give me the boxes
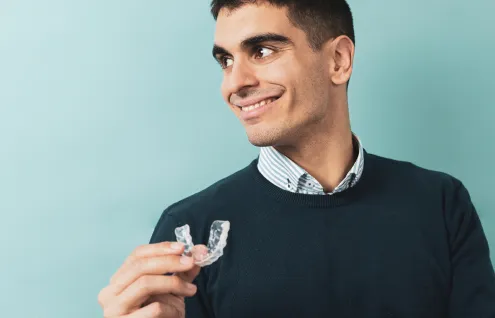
[98,243,208,318]
[214,2,356,192]
[99,2,357,317]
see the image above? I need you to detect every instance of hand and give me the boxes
[98,242,208,318]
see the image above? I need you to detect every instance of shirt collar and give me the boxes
[257,134,365,195]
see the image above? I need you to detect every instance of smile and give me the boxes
[236,95,282,121]
[238,96,280,112]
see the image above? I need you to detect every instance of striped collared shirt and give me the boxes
[257,135,364,195]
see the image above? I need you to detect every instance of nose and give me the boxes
[223,61,259,98]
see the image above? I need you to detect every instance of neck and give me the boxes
[274,100,355,193]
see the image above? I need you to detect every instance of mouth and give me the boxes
[236,95,281,112]
[235,95,282,122]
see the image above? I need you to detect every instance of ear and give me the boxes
[328,35,354,86]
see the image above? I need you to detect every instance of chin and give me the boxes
[244,125,287,147]
[246,136,275,147]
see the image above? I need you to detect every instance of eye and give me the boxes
[254,46,274,59]
[220,56,233,69]
[218,46,275,70]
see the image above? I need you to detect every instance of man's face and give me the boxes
[213,3,336,147]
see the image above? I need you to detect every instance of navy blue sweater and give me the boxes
[150,151,495,317]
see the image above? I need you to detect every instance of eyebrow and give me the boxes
[212,32,294,61]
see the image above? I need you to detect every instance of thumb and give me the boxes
[177,244,208,283]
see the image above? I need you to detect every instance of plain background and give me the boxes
[1,0,494,316]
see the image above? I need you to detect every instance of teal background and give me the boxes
[1,0,494,316]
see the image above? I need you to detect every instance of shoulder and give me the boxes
[366,152,466,197]
[160,159,256,226]
[365,152,477,236]
[149,160,256,244]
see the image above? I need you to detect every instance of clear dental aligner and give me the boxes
[174,220,230,267]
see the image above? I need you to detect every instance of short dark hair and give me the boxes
[210,0,355,52]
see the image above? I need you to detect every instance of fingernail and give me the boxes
[180,256,193,265]
[171,242,184,250]
[187,283,197,290]
[195,252,207,261]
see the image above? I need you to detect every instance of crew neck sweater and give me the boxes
[149,151,495,318]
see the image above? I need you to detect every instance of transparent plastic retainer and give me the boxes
[174,220,230,267]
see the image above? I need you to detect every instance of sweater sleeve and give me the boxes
[149,208,214,318]
[446,180,495,317]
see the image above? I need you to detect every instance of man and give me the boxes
[98,0,495,317]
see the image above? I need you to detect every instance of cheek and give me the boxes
[262,58,298,84]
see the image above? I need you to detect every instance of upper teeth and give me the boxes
[241,97,277,111]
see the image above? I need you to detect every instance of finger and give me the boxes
[115,275,196,313]
[144,294,184,309]
[120,301,182,318]
[176,245,208,283]
[98,284,117,308]
[112,242,186,285]
[175,266,201,285]
[111,254,196,296]
[190,245,209,261]
[129,242,185,260]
